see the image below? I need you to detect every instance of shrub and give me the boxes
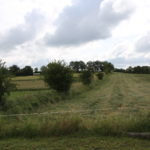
[42,61,73,93]
[80,70,93,85]
[96,72,104,80]
[0,60,15,108]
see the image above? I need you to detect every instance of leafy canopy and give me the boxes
[43,61,73,93]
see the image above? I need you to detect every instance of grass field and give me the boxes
[1,136,150,150]
[12,75,41,81]
[0,73,150,149]
[39,73,150,117]
[12,74,80,90]
[13,80,48,90]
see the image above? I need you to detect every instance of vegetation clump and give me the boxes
[80,70,93,85]
[42,61,73,93]
[96,72,104,80]
[0,60,15,108]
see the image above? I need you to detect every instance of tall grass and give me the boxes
[3,91,64,114]
[0,112,150,138]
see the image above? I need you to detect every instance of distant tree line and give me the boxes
[9,65,34,76]
[8,60,114,76]
[69,60,114,73]
[115,66,150,74]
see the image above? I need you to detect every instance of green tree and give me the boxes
[102,61,114,74]
[21,66,33,76]
[40,66,46,73]
[126,66,150,74]
[126,66,133,73]
[34,67,38,73]
[9,65,20,76]
[43,61,73,93]
[86,61,95,72]
[69,61,86,72]
[0,60,15,107]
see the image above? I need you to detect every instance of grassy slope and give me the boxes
[1,73,150,149]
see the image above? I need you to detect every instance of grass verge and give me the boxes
[0,112,150,138]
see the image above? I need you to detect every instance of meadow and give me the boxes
[10,73,150,116]
[0,73,150,149]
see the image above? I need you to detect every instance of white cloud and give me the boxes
[135,33,150,53]
[108,40,150,68]
[44,0,133,47]
[0,9,45,51]
[110,56,150,68]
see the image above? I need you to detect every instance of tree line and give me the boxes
[9,65,34,76]
[9,60,114,76]
[69,60,114,73]
[115,66,150,74]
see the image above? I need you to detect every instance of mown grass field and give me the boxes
[12,75,41,81]
[37,73,150,117]
[0,73,150,149]
[1,136,150,150]
[11,73,80,90]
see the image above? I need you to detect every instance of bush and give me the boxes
[0,60,15,108]
[42,61,73,93]
[96,72,104,80]
[80,70,93,85]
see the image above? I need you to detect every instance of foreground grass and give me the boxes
[1,136,150,150]
[0,112,150,139]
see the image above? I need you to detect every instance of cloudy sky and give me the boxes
[0,0,150,68]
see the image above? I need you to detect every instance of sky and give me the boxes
[0,0,150,68]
